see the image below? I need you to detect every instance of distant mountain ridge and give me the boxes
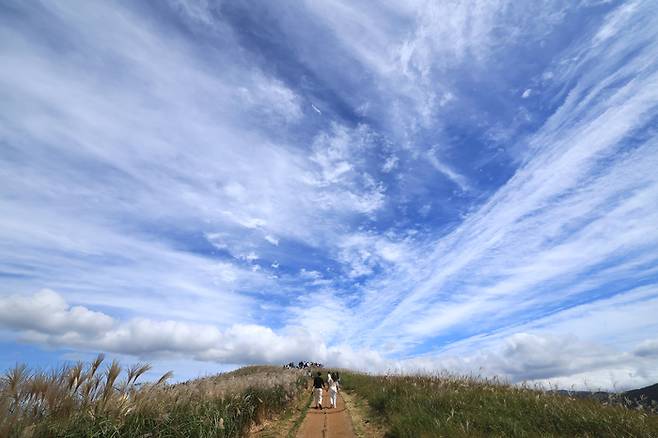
[554,382,658,409]
[624,383,658,407]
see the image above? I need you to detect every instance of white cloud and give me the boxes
[0,290,384,369]
[635,339,658,358]
[299,269,322,280]
[241,252,259,262]
[334,232,415,279]
[1,0,658,391]
[592,1,639,46]
[393,332,658,391]
[307,124,387,214]
[0,0,400,337]
[264,235,280,246]
[309,124,371,185]
[481,333,624,383]
[236,77,303,122]
[398,1,569,74]
[0,289,113,335]
[284,292,355,345]
[168,0,215,27]
[427,147,471,191]
[331,0,658,373]
[98,319,223,355]
[381,155,399,173]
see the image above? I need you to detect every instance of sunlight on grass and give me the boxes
[341,372,658,437]
[1,356,306,437]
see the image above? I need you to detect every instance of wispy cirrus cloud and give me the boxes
[1,0,657,388]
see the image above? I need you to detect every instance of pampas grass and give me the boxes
[340,371,658,437]
[1,356,306,437]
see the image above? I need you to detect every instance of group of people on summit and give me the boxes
[312,370,340,410]
[283,361,323,369]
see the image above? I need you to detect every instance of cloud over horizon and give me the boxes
[1,0,657,389]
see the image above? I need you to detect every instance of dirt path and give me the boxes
[296,390,356,438]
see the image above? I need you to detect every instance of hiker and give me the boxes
[328,374,339,409]
[312,371,325,409]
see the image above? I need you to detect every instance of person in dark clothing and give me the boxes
[312,371,325,409]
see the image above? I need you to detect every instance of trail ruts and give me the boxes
[296,390,356,438]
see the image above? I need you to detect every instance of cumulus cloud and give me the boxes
[0,290,383,371]
[99,319,223,355]
[0,290,342,365]
[0,289,113,335]
[388,332,658,391]
[2,285,657,390]
[484,333,615,381]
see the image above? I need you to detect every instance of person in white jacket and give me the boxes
[327,373,339,409]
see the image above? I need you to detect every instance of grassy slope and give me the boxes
[1,359,307,437]
[341,372,658,438]
[6,360,658,437]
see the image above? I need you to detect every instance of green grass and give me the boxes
[1,357,307,437]
[341,372,658,438]
[286,391,312,438]
[7,360,657,437]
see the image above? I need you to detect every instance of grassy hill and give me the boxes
[0,357,307,437]
[2,358,658,437]
[340,371,658,437]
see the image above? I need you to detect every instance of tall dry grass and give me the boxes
[1,356,306,437]
[341,371,658,437]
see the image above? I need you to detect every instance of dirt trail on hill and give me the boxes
[296,391,356,438]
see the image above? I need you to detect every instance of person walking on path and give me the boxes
[312,371,326,409]
[328,374,339,409]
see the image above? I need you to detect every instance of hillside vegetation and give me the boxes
[4,358,658,437]
[341,372,658,437]
[0,356,306,437]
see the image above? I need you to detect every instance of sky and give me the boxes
[1,0,657,390]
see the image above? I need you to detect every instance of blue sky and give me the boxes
[1,0,658,389]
